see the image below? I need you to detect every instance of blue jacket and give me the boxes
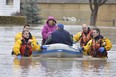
[45,29,73,46]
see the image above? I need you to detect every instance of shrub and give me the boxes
[0,16,26,25]
[20,0,42,24]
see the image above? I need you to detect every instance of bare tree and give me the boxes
[89,0,107,26]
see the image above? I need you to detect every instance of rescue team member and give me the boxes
[41,16,57,45]
[12,24,40,55]
[15,24,33,42]
[45,24,73,46]
[12,30,41,58]
[73,24,93,55]
[79,28,112,58]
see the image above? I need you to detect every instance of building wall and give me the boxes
[0,0,20,16]
[97,4,116,26]
[38,3,116,26]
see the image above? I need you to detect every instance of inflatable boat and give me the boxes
[32,43,83,58]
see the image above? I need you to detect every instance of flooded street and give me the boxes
[0,25,116,77]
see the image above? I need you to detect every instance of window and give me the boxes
[6,0,13,5]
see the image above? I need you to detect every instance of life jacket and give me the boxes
[90,38,107,58]
[20,39,32,57]
[80,30,93,46]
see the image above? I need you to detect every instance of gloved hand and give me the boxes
[99,47,105,52]
[78,47,83,52]
[17,54,22,59]
[41,45,47,50]
[47,32,52,36]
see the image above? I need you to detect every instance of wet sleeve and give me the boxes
[31,36,41,51]
[15,32,22,42]
[32,36,37,42]
[83,40,92,53]
[73,32,81,42]
[13,40,22,55]
[41,26,49,39]
[104,38,112,51]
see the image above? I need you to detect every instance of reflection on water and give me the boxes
[12,58,110,77]
[0,25,116,77]
[13,57,32,69]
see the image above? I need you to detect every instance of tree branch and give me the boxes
[89,0,93,12]
[99,0,108,6]
[94,0,97,6]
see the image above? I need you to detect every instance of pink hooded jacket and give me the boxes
[41,16,57,39]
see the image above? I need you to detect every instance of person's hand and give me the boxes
[99,47,105,52]
[17,54,22,59]
[47,32,52,36]
[41,45,47,50]
[28,39,33,43]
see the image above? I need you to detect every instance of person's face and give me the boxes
[92,30,99,38]
[82,25,88,33]
[23,26,30,31]
[23,31,29,39]
[48,20,54,26]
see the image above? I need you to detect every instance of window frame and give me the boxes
[6,0,13,5]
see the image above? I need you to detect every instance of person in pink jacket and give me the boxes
[41,16,57,45]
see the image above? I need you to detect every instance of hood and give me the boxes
[46,16,57,24]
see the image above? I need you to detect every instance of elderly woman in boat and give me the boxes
[41,16,57,45]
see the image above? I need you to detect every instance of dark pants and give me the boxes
[42,38,46,45]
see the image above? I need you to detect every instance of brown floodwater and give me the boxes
[0,25,116,77]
